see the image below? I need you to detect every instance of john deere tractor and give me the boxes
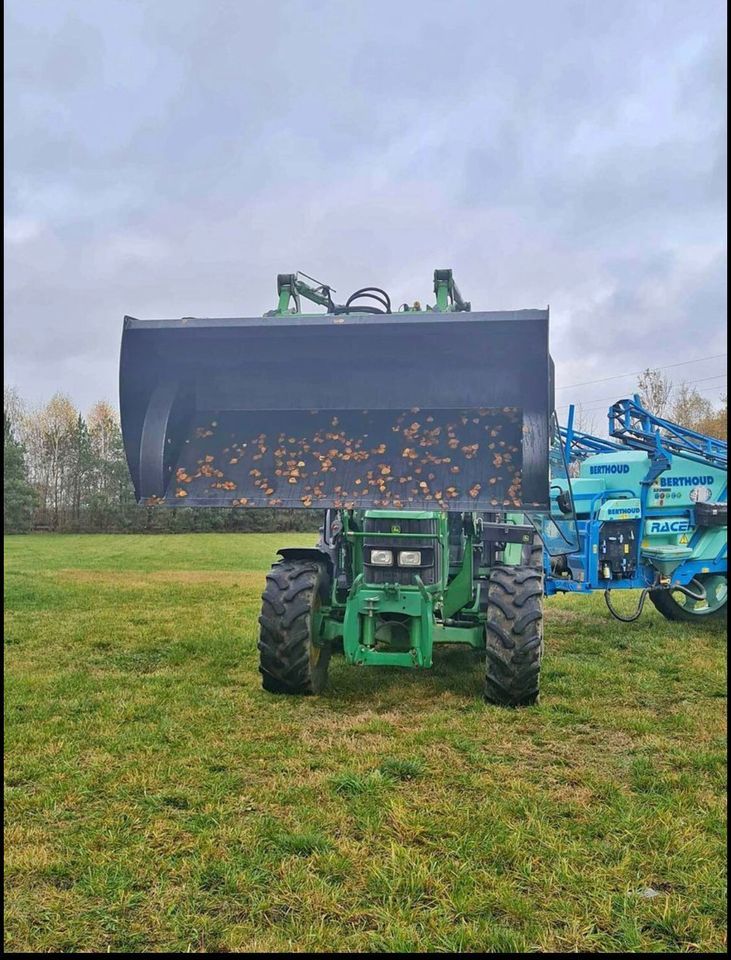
[119,269,576,705]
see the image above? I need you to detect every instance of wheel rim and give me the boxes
[671,574,727,615]
[309,642,322,668]
[309,590,324,669]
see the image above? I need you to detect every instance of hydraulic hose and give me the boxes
[604,587,650,622]
[672,579,707,602]
[605,575,707,621]
[344,287,392,314]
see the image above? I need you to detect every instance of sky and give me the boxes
[4,0,727,428]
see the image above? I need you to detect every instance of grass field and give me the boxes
[4,533,727,953]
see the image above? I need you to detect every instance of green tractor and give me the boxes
[259,508,545,704]
[120,270,565,705]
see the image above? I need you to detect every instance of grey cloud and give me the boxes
[4,0,727,421]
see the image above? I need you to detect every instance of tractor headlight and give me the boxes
[398,550,422,566]
[370,549,393,566]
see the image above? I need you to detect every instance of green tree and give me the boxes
[32,394,78,529]
[696,393,727,440]
[671,382,714,431]
[4,415,37,533]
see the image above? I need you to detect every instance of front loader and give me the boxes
[120,269,568,705]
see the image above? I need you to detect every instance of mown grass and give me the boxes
[4,533,727,953]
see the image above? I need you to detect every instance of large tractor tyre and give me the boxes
[521,531,544,569]
[649,574,727,623]
[258,559,331,695]
[485,566,544,707]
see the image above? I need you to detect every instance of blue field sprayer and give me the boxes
[545,396,727,622]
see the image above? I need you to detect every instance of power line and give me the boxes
[560,389,727,417]
[558,386,727,418]
[556,381,726,412]
[556,353,727,390]
[559,373,727,408]
[556,373,728,410]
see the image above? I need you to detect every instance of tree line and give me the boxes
[3,389,319,534]
[636,369,727,437]
[569,369,726,440]
[4,376,726,534]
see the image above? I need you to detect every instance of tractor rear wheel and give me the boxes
[485,566,544,707]
[649,574,727,622]
[258,559,331,694]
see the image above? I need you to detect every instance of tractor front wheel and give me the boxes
[484,566,544,707]
[258,559,331,694]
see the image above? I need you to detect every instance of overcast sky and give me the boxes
[5,0,727,425]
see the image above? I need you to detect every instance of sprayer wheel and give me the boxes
[649,574,727,622]
[485,566,544,707]
[258,559,331,694]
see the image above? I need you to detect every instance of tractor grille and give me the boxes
[363,516,441,586]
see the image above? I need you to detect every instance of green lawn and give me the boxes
[4,534,727,953]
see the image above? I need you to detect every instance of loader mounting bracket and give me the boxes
[481,522,535,545]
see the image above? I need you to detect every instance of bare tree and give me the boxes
[3,386,26,429]
[87,401,130,521]
[88,401,118,462]
[637,367,674,418]
[32,394,78,529]
[572,402,599,437]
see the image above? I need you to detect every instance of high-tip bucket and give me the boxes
[119,309,553,512]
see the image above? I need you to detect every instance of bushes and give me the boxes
[44,505,320,535]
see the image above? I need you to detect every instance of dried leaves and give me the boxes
[173,406,523,509]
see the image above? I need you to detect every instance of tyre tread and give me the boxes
[485,563,544,707]
[257,559,330,694]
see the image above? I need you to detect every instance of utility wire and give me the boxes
[558,384,727,418]
[559,390,727,417]
[560,382,727,414]
[559,372,728,407]
[556,353,727,390]
[556,373,728,410]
